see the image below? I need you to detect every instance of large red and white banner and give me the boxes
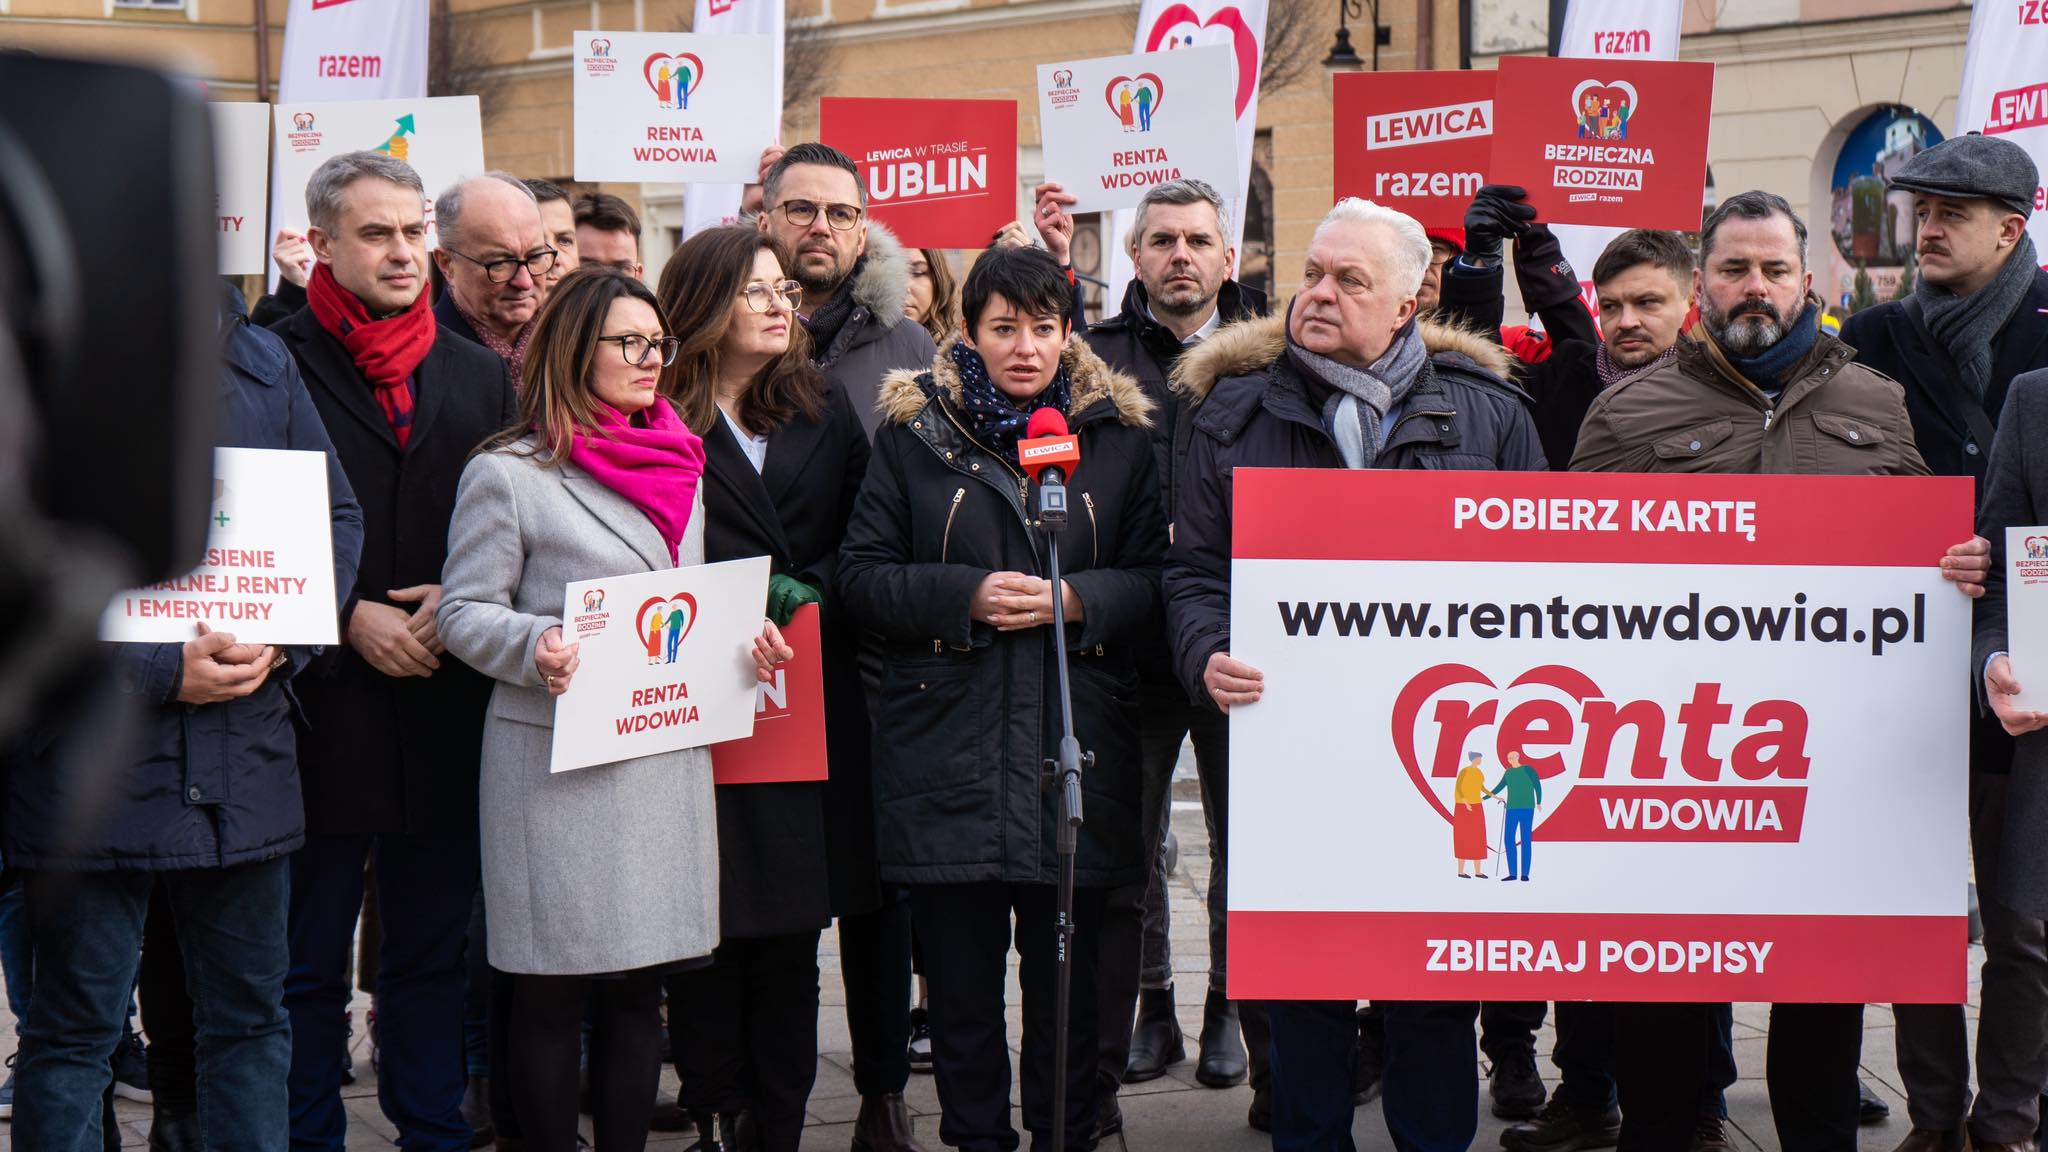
[1957,2,2048,264]
[1332,71,1494,230]
[820,98,1018,250]
[1490,56,1714,232]
[1226,469,1973,1002]
[1550,0,1686,315]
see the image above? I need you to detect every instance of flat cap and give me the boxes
[1888,134,2039,218]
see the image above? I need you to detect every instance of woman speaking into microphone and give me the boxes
[437,265,791,1152]
[839,245,1167,1152]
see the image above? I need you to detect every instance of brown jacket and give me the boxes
[1570,322,1929,477]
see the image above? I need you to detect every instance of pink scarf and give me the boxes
[564,399,706,564]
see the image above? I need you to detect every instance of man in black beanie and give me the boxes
[1840,132,2048,1152]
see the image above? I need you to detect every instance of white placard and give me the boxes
[1036,46,1242,215]
[2005,525,2048,709]
[101,448,338,646]
[271,96,485,252]
[550,556,772,773]
[211,102,272,275]
[573,31,779,185]
[679,0,785,240]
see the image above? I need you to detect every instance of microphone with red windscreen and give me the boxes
[1018,407,1080,524]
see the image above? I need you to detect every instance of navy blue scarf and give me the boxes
[1724,301,1819,396]
[949,341,1072,458]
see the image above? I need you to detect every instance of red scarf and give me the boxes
[564,398,706,565]
[306,262,437,449]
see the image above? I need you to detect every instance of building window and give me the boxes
[1823,104,1942,315]
[1238,130,1274,302]
[113,0,187,9]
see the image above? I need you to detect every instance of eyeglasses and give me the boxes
[596,334,682,367]
[738,280,804,313]
[446,246,560,284]
[771,200,863,231]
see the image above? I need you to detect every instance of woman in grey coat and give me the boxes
[438,267,791,1152]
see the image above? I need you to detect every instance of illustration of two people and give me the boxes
[1116,83,1154,133]
[1452,750,1542,881]
[656,61,692,110]
[644,602,687,664]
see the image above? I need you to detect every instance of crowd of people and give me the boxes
[3,123,2045,1152]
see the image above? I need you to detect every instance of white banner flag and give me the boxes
[212,102,273,275]
[1100,0,1269,312]
[270,0,429,288]
[1551,0,1686,317]
[1957,4,2048,261]
[681,0,785,238]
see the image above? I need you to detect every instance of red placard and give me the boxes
[1332,70,1495,229]
[821,97,1018,250]
[710,603,827,784]
[1487,56,1714,230]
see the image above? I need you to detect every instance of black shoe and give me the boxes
[1690,1112,1729,1151]
[1501,873,1517,882]
[113,1027,153,1103]
[462,1075,495,1148]
[907,1006,933,1073]
[1194,989,1247,1087]
[147,1104,202,1152]
[1857,1078,1890,1126]
[1500,1096,1621,1152]
[1353,1007,1384,1105]
[1489,1046,1546,1120]
[1247,1085,1272,1134]
[1122,985,1184,1083]
[1092,1089,1123,1144]
[651,1094,691,1133]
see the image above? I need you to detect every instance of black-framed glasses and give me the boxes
[739,280,804,313]
[446,246,560,284]
[596,334,682,367]
[772,199,863,231]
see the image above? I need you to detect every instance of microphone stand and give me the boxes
[1035,466,1094,1152]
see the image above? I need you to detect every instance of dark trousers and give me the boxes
[18,860,291,1152]
[1100,689,1269,1091]
[285,830,480,1152]
[507,969,665,1152]
[1269,999,1478,1152]
[1612,1003,1742,1151]
[838,891,914,1098]
[1895,770,2048,1143]
[1764,1003,1864,1152]
[666,930,822,1152]
[1553,1001,1733,1115]
[912,883,1104,1152]
[138,887,198,1113]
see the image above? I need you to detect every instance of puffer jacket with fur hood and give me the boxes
[1160,313,1547,707]
[810,222,940,437]
[837,337,1168,887]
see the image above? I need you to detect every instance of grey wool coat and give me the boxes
[438,430,720,976]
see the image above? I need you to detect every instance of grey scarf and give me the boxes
[1918,233,2037,397]
[1286,316,1429,469]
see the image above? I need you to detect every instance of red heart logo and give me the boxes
[636,592,699,660]
[1145,3,1260,118]
[1104,73,1166,121]
[644,52,705,105]
[1569,79,1639,141]
[1391,664,1591,829]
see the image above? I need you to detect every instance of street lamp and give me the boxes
[1324,0,1392,71]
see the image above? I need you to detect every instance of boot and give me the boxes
[687,1110,740,1152]
[850,1093,928,1152]
[1122,985,1185,1083]
[461,1075,496,1148]
[1194,989,1247,1087]
[147,1103,203,1152]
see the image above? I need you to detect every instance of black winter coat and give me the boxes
[1082,278,1270,522]
[701,381,878,932]
[1438,224,1604,472]
[1162,314,1546,705]
[1839,268,2048,778]
[5,285,365,871]
[838,339,1168,888]
[273,305,515,837]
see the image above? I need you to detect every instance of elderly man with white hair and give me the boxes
[1161,198,1545,1152]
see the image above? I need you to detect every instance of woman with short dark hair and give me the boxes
[839,245,1167,1152]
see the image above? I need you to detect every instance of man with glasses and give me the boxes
[431,172,557,390]
[751,141,935,1152]
[269,150,518,1152]
[756,142,937,434]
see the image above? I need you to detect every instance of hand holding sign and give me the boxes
[536,626,579,696]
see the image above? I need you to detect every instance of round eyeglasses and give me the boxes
[596,334,682,367]
[739,280,804,313]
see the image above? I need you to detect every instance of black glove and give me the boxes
[1462,185,1537,265]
